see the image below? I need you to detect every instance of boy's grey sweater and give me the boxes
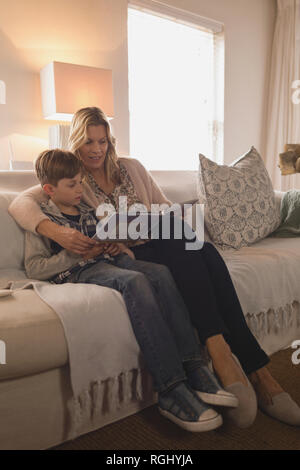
[24,199,100,282]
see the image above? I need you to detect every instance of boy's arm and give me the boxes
[24,231,82,281]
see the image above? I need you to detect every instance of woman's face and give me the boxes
[79,125,109,173]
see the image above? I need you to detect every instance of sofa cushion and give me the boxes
[0,289,68,380]
[197,147,281,249]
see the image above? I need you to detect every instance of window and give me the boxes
[128,1,224,170]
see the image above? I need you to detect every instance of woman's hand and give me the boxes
[37,219,97,255]
[102,242,124,257]
[120,245,136,259]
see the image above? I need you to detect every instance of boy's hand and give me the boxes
[37,221,97,254]
[82,242,136,260]
[82,243,106,261]
[103,242,135,259]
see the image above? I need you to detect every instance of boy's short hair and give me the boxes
[35,149,84,186]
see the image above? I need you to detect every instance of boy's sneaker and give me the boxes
[187,365,238,408]
[158,382,222,432]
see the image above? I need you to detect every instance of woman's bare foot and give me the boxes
[249,367,284,406]
[206,335,248,388]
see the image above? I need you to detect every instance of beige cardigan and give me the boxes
[9,157,172,234]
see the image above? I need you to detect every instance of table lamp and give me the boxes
[40,62,114,148]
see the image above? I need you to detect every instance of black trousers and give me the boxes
[131,218,270,375]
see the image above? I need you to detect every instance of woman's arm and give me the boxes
[8,185,49,233]
[123,157,173,207]
[9,185,96,254]
[149,173,173,207]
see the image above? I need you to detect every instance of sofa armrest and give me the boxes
[274,190,285,215]
[274,190,285,200]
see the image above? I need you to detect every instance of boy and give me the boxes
[24,149,236,432]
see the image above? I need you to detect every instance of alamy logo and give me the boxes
[291,340,300,365]
[95,197,205,251]
[292,80,300,105]
[0,340,6,365]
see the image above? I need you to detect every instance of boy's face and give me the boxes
[44,172,83,207]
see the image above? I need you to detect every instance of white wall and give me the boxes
[0,0,276,169]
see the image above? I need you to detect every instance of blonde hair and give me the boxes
[68,107,121,184]
[35,149,84,186]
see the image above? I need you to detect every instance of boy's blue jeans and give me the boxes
[71,253,206,394]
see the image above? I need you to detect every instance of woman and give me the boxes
[9,107,300,427]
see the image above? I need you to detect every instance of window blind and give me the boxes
[128,0,223,34]
[128,2,225,168]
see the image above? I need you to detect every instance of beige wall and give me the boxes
[0,0,276,169]
[0,0,129,169]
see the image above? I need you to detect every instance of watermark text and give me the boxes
[95,198,204,251]
[291,340,300,365]
[292,80,300,104]
[0,340,6,365]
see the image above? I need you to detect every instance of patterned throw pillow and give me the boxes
[197,147,281,249]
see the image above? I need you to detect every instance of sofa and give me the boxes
[0,168,300,450]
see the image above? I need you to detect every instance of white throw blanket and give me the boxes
[220,236,300,342]
[1,279,144,439]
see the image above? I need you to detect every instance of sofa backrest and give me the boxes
[0,169,198,204]
[0,192,25,271]
[0,170,285,272]
[151,170,198,204]
[0,171,39,192]
[0,168,285,207]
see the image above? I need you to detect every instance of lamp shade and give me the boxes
[40,62,114,121]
